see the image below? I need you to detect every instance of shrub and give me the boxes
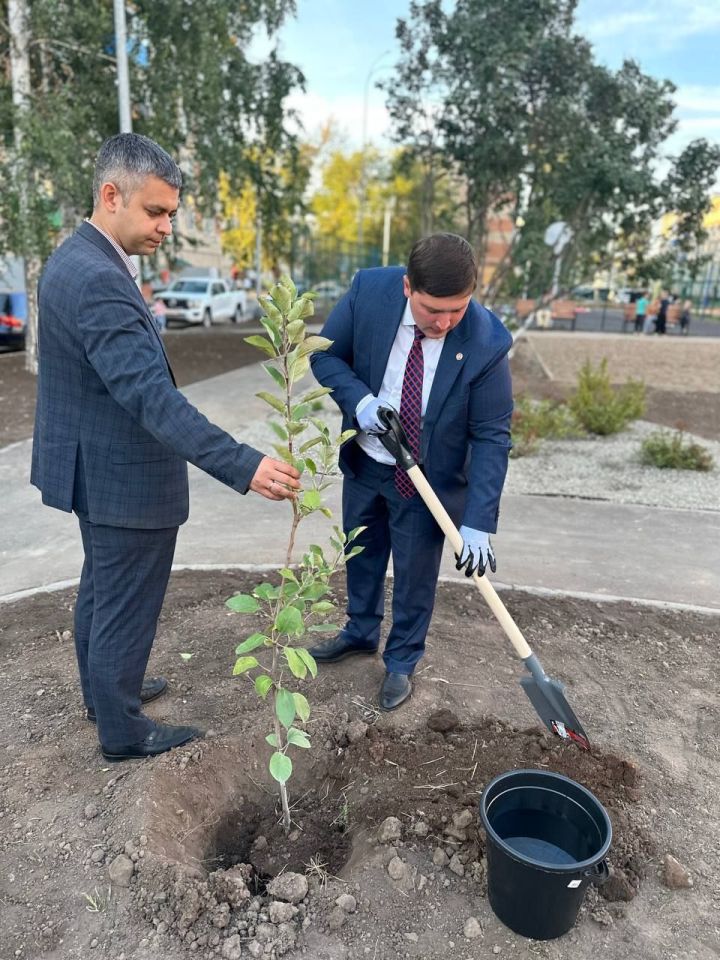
[510,395,585,457]
[568,359,645,435]
[640,430,715,472]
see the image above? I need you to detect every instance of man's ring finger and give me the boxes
[269,478,274,491]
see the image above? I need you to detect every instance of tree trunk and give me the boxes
[24,257,42,375]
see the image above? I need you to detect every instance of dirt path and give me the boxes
[1,571,717,960]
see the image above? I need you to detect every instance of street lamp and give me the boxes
[357,51,392,252]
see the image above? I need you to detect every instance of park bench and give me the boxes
[548,299,578,330]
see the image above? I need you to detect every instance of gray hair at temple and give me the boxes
[92,133,182,208]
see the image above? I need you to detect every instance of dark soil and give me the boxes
[1,569,718,960]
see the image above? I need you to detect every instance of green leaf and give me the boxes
[339,429,358,444]
[269,421,288,441]
[310,601,334,614]
[272,444,296,464]
[270,283,291,313]
[254,582,280,600]
[233,655,259,676]
[275,688,296,729]
[345,546,364,560]
[179,652,193,661]
[303,457,318,476]
[278,275,297,298]
[255,675,273,698]
[347,526,367,542]
[287,421,309,436]
[263,363,286,390]
[235,633,268,655]
[287,319,305,343]
[259,297,283,324]
[266,733,279,747]
[287,727,311,749]
[288,355,311,384]
[284,647,307,679]
[297,648,318,679]
[300,490,321,510]
[260,315,281,346]
[269,751,292,784]
[319,507,333,518]
[291,402,310,421]
[244,335,276,359]
[308,623,341,633]
[256,391,287,414]
[279,567,298,582]
[275,605,304,636]
[300,436,323,453]
[299,386,332,404]
[299,335,333,357]
[226,594,260,614]
[293,692,311,723]
[299,582,330,601]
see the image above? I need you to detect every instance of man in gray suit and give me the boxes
[31,133,300,761]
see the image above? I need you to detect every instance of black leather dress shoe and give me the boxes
[101,723,201,762]
[379,672,412,711]
[307,633,378,664]
[86,677,168,723]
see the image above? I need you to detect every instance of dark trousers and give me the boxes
[341,449,446,675]
[74,515,178,750]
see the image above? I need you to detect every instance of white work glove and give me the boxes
[455,526,496,577]
[356,395,395,435]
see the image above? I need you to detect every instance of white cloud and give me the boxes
[579,0,720,49]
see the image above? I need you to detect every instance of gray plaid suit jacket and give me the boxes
[31,222,263,528]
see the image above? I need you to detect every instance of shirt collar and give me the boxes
[85,219,138,280]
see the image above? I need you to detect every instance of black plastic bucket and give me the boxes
[479,769,611,940]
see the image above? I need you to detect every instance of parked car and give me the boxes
[312,280,346,303]
[0,291,27,351]
[156,278,247,326]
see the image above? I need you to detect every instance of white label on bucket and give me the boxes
[567,880,582,889]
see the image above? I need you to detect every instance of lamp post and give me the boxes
[357,51,391,253]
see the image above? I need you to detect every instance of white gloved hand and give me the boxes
[356,395,395,435]
[455,526,496,577]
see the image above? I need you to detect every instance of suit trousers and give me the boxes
[341,447,445,675]
[74,514,178,750]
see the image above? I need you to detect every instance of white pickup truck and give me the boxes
[157,278,247,326]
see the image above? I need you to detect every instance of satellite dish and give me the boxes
[543,221,573,255]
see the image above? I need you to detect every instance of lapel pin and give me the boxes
[456,352,463,360]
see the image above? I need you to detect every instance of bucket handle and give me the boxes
[584,859,610,885]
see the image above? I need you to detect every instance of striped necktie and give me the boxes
[395,325,425,498]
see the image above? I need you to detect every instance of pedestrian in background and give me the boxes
[634,291,649,333]
[679,299,692,336]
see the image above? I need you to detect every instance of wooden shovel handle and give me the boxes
[407,464,533,661]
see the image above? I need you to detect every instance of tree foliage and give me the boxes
[383,0,718,297]
[0,0,304,261]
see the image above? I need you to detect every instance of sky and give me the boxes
[253,0,720,159]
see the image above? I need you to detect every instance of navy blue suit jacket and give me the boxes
[310,267,513,532]
[31,222,263,528]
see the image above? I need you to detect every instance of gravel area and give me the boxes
[506,420,720,512]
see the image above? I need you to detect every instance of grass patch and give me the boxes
[640,430,715,472]
[568,358,645,435]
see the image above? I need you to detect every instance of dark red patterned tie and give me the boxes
[395,326,425,498]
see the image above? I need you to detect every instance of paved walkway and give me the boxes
[2,363,719,611]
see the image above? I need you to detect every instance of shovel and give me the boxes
[376,406,590,751]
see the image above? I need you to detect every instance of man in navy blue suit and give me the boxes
[32,133,300,761]
[309,234,513,710]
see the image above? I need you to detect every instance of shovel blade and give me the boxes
[520,675,590,750]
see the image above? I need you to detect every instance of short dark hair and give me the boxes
[92,133,182,207]
[406,233,477,297]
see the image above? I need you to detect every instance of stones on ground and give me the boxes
[335,893,357,913]
[663,854,693,889]
[463,917,483,939]
[449,853,465,876]
[247,940,263,958]
[84,802,99,821]
[404,932,419,943]
[267,872,308,904]
[255,922,275,941]
[269,900,297,923]
[413,819,429,837]
[346,719,369,743]
[387,856,407,881]
[90,847,106,863]
[210,865,252,908]
[221,934,242,960]
[108,853,134,886]
[377,816,402,843]
[453,808,474,830]
[426,708,459,733]
[328,906,348,930]
[433,848,450,868]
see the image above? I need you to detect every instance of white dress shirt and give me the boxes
[356,299,445,465]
